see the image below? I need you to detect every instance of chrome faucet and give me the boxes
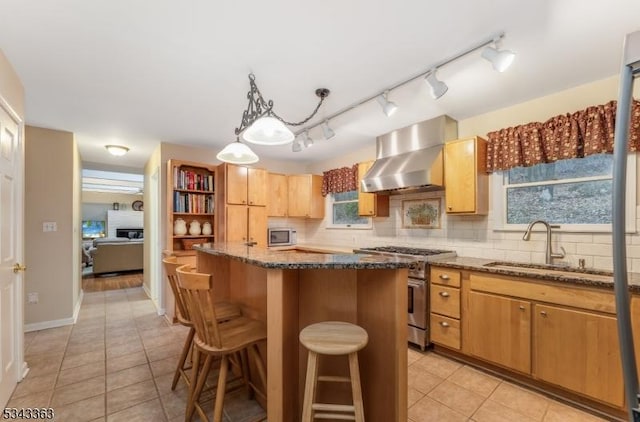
[522,220,566,265]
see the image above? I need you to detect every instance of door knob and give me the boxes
[13,263,27,273]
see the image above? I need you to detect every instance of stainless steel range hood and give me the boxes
[361,115,458,194]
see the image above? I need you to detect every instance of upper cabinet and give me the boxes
[444,136,488,215]
[357,161,389,217]
[267,173,288,217]
[166,159,216,255]
[226,164,267,206]
[287,174,324,218]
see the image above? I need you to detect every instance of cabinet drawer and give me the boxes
[430,314,460,350]
[431,267,461,287]
[430,285,460,318]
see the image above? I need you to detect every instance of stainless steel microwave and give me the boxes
[268,228,297,247]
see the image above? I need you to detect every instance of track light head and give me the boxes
[425,70,448,99]
[292,137,302,152]
[375,91,398,117]
[321,120,335,140]
[303,130,314,148]
[481,45,516,72]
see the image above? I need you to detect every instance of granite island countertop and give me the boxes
[429,256,640,293]
[193,242,415,270]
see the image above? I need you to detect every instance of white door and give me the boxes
[0,100,24,408]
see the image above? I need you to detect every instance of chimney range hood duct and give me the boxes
[361,115,458,194]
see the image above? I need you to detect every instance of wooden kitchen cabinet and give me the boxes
[267,172,288,217]
[225,204,267,246]
[468,291,531,374]
[533,304,623,407]
[444,136,488,215]
[357,160,389,217]
[430,267,462,350]
[225,163,267,206]
[287,174,324,218]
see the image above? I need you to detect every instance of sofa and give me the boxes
[90,238,143,275]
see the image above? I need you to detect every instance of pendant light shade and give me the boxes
[242,116,295,145]
[481,46,516,72]
[216,139,259,164]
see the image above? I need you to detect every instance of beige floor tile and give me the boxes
[53,394,105,422]
[408,347,424,366]
[428,380,485,417]
[408,387,425,408]
[413,352,462,379]
[408,361,445,394]
[106,339,144,359]
[25,352,64,377]
[489,382,549,421]
[222,389,266,421]
[57,361,106,388]
[10,372,57,399]
[149,356,179,378]
[153,372,188,397]
[106,379,158,414]
[142,333,181,350]
[26,337,68,355]
[107,350,148,373]
[65,340,106,356]
[6,390,51,408]
[61,349,105,370]
[448,365,501,398]
[543,401,610,422]
[106,398,167,422]
[472,399,538,422]
[158,388,191,420]
[51,375,106,407]
[107,363,152,392]
[408,396,468,422]
[145,343,183,363]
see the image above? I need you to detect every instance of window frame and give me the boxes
[491,154,637,233]
[325,190,373,230]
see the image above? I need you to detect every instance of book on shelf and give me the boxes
[173,191,215,214]
[175,167,214,192]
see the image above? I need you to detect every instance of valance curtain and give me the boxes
[486,100,640,172]
[321,164,358,197]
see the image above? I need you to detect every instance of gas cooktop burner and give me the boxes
[359,246,455,256]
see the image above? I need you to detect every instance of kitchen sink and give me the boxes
[482,261,613,281]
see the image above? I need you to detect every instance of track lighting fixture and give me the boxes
[291,137,302,152]
[376,91,398,117]
[321,120,335,140]
[481,42,516,72]
[303,130,314,148]
[424,69,448,99]
[216,137,259,164]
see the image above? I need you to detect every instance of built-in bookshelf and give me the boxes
[167,159,216,256]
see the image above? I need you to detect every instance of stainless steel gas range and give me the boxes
[354,246,457,350]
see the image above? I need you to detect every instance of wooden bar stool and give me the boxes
[300,321,368,422]
[176,264,267,422]
[162,257,241,391]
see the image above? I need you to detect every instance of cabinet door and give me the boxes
[468,291,531,374]
[358,161,376,216]
[287,175,311,217]
[226,164,248,205]
[248,206,267,247]
[248,167,267,206]
[267,173,288,217]
[444,138,477,213]
[226,205,248,242]
[533,304,623,407]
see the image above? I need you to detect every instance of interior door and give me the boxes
[0,101,24,407]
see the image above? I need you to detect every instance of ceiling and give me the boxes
[1,0,639,171]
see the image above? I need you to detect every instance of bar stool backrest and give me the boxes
[162,257,191,325]
[176,264,224,350]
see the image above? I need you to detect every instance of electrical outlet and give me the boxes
[27,292,38,304]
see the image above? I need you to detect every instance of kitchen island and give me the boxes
[194,242,412,422]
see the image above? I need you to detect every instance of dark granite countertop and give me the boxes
[193,243,415,270]
[429,256,640,293]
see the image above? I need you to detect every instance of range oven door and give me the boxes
[408,277,427,329]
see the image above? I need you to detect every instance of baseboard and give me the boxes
[73,290,84,324]
[19,362,29,381]
[142,283,152,299]
[24,317,75,333]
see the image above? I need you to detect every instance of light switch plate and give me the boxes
[42,222,57,232]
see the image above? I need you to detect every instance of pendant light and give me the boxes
[216,138,259,164]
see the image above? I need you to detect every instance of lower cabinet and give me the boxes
[468,291,531,374]
[533,304,624,407]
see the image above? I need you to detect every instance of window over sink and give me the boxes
[492,153,636,232]
[327,191,372,229]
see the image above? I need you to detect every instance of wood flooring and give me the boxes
[82,269,143,292]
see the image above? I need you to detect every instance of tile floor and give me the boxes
[8,286,614,421]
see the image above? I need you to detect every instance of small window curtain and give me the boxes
[486,100,640,172]
[321,164,358,197]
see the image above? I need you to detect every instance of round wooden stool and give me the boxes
[299,321,368,422]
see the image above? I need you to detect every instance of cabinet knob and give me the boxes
[540,311,547,317]
[519,305,526,311]
[249,201,253,205]
[439,274,450,280]
[448,206,452,210]
[440,321,450,328]
[439,291,450,298]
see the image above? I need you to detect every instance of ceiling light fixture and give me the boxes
[375,91,398,117]
[235,73,330,146]
[291,137,303,152]
[105,145,129,156]
[321,120,335,140]
[424,69,448,99]
[291,32,514,145]
[216,137,259,164]
[303,130,314,148]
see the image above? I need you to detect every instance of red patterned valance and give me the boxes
[321,164,358,197]
[486,100,640,172]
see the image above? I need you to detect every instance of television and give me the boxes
[82,220,106,239]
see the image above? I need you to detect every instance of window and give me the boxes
[327,191,371,229]
[493,154,636,232]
